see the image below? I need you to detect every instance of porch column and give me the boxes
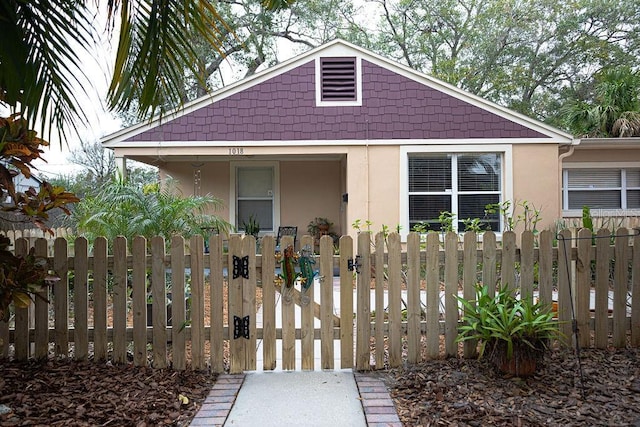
[115,156,127,180]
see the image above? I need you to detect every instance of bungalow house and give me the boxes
[100,39,639,241]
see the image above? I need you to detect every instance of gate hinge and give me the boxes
[232,255,249,279]
[233,315,250,339]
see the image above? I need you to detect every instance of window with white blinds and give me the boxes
[408,153,502,232]
[563,168,640,210]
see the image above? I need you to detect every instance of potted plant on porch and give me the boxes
[456,284,560,377]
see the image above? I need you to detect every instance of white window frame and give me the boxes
[399,144,513,240]
[315,57,362,107]
[230,161,280,233]
[562,162,640,216]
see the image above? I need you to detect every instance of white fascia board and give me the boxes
[103,137,564,149]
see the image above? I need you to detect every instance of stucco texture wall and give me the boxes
[279,160,342,237]
[160,162,231,222]
[512,144,560,231]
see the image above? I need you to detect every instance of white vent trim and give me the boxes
[315,56,362,107]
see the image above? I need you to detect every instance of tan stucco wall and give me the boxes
[344,145,400,237]
[280,160,342,237]
[512,144,560,231]
[160,161,231,223]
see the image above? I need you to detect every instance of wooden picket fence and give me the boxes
[0,228,639,374]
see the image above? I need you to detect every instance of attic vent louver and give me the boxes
[320,57,357,101]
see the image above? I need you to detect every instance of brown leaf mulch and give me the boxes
[0,360,216,426]
[381,347,640,426]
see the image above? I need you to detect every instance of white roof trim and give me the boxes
[101,39,574,146]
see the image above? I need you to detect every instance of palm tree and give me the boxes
[563,67,640,138]
[71,176,232,245]
[0,0,291,138]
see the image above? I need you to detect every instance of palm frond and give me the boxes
[0,0,94,140]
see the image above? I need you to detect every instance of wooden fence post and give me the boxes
[407,232,421,364]
[575,228,592,349]
[425,232,440,360]
[14,238,29,360]
[339,235,354,369]
[444,231,458,357]
[170,235,186,370]
[209,234,226,373]
[320,235,334,370]
[132,236,147,367]
[112,236,128,364]
[374,232,385,369]
[74,237,89,361]
[34,238,49,360]
[355,232,371,371]
[387,232,402,367]
[300,235,315,371]
[93,237,108,361]
[613,228,629,348]
[228,234,244,374]
[53,237,69,358]
[462,231,477,359]
[594,228,611,348]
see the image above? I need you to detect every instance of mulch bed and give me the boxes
[381,347,640,426]
[0,360,216,426]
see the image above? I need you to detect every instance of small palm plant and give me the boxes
[456,284,560,376]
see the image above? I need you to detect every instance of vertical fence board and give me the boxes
[280,236,296,370]
[34,238,49,359]
[93,237,108,361]
[14,239,29,360]
[407,233,421,364]
[209,234,225,373]
[538,230,554,305]
[482,231,497,292]
[557,230,573,343]
[320,235,334,370]
[151,236,167,368]
[387,232,402,367]
[242,236,256,371]
[632,232,640,347]
[228,235,244,373]
[520,231,535,302]
[463,232,477,359]
[339,236,354,369]
[300,235,314,371]
[74,237,89,361]
[260,236,276,371]
[356,232,371,371]
[53,238,68,358]
[132,236,148,367]
[425,232,440,359]
[613,228,628,348]
[190,236,206,370]
[171,236,186,370]
[444,232,459,357]
[191,235,206,370]
[112,236,128,364]
[374,232,385,369]
[594,229,610,349]
[576,228,592,348]
[501,231,516,290]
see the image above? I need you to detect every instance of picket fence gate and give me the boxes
[1,228,639,374]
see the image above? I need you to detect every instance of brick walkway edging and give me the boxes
[189,374,246,426]
[189,372,402,426]
[353,372,402,427]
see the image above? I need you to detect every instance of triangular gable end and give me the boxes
[103,39,573,146]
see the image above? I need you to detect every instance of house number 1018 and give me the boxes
[229,147,244,155]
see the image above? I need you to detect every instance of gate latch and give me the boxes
[347,256,361,274]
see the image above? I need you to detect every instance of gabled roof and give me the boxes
[102,39,574,147]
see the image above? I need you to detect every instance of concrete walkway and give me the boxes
[189,371,401,426]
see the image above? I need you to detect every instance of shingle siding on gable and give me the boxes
[127,60,545,142]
